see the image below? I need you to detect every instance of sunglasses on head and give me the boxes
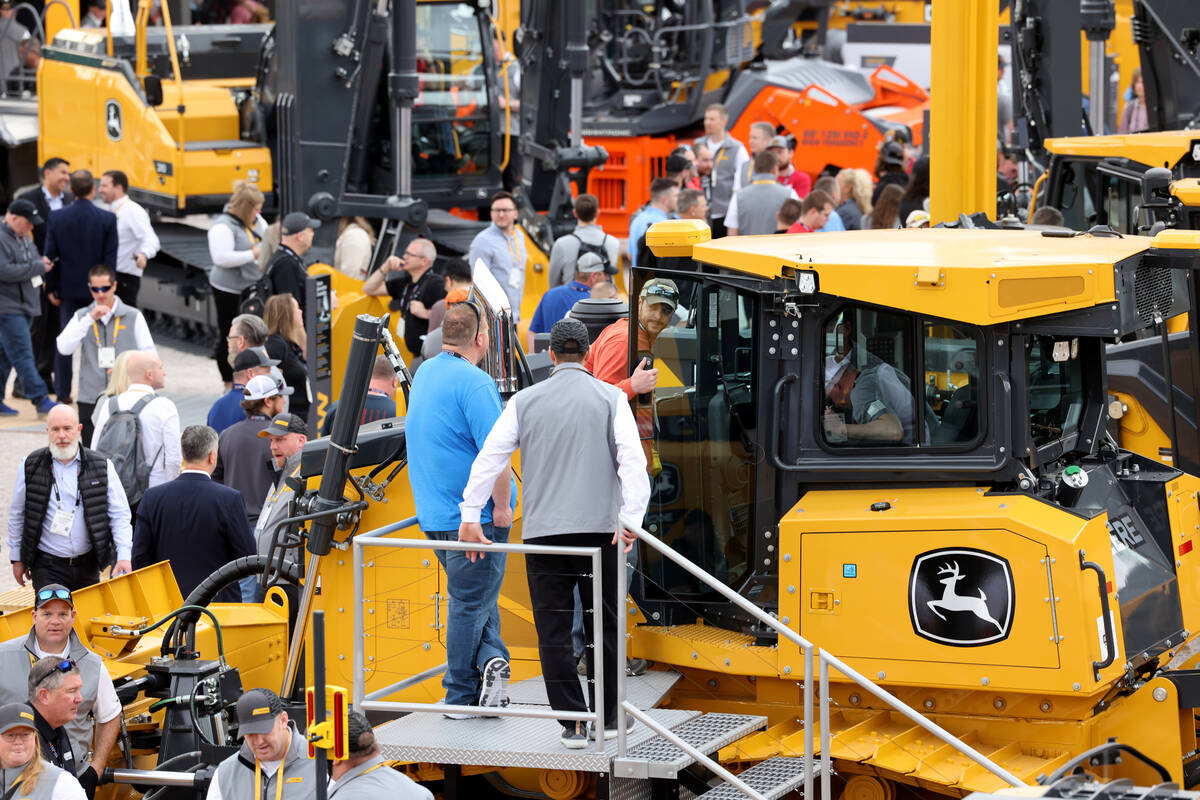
[89,284,114,294]
[643,284,678,303]
[37,588,71,604]
[34,659,75,688]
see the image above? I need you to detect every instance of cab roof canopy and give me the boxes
[1044,128,1199,168]
[648,223,1173,328]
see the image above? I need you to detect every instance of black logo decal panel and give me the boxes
[909,548,1014,646]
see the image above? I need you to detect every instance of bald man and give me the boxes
[90,350,182,494]
[7,404,133,591]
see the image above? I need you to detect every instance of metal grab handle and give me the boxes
[1079,550,1117,679]
[770,374,798,470]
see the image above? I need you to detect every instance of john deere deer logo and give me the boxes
[910,549,1013,646]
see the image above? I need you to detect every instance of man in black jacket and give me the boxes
[134,425,257,602]
[266,212,318,314]
[27,657,82,784]
[0,199,55,417]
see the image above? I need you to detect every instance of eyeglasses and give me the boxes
[33,659,75,688]
[37,588,71,604]
[0,732,33,743]
[402,250,427,259]
[642,284,678,304]
[89,284,114,294]
[490,206,517,214]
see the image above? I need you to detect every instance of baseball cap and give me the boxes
[882,141,905,167]
[0,704,36,736]
[639,278,679,312]
[9,198,43,226]
[243,374,293,400]
[549,318,590,354]
[576,252,605,273]
[767,135,789,150]
[257,413,308,438]
[346,709,374,756]
[906,209,930,228]
[35,584,72,609]
[280,212,320,236]
[233,349,279,372]
[236,688,284,735]
[665,154,691,174]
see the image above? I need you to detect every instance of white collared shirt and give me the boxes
[110,195,161,277]
[90,383,182,488]
[55,296,156,356]
[42,185,65,212]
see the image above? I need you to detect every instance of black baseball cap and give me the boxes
[550,318,590,354]
[35,584,72,609]
[236,688,284,735]
[8,198,43,226]
[257,413,308,438]
[281,212,320,236]
[233,349,279,372]
[882,140,906,167]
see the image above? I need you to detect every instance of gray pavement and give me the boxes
[0,333,223,593]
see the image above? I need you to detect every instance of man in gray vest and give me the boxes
[459,319,651,749]
[207,688,316,800]
[724,151,800,236]
[693,103,749,238]
[327,710,431,800]
[54,263,156,444]
[0,585,122,788]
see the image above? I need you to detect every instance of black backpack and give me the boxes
[239,260,275,316]
[93,394,160,506]
[569,233,618,276]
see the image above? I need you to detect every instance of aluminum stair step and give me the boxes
[693,757,809,800]
[619,713,767,779]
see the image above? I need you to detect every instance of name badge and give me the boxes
[49,507,75,537]
[98,347,116,368]
[31,275,42,288]
[508,266,522,289]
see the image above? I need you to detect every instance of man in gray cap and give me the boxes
[0,197,56,417]
[459,318,651,749]
[266,212,319,315]
[327,710,431,800]
[207,688,316,800]
[525,251,609,351]
[254,413,308,557]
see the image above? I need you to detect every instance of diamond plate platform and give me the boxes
[376,706,699,772]
[506,670,682,711]
[693,757,808,800]
[620,713,767,779]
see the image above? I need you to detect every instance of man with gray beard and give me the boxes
[6,404,132,591]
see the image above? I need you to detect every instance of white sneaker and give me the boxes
[479,657,511,708]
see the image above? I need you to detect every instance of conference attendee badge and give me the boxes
[31,275,42,288]
[509,268,522,289]
[49,507,75,537]
[98,347,116,368]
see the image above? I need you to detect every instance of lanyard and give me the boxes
[51,460,82,508]
[92,316,123,348]
[501,231,520,268]
[111,197,129,215]
[254,730,290,800]
[751,179,775,185]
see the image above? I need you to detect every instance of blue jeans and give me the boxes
[0,313,48,403]
[425,524,510,706]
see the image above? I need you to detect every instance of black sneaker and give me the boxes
[626,658,649,676]
[589,716,636,741]
[479,657,511,708]
[561,722,588,749]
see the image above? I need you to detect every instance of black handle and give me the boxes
[770,374,798,470]
[1079,550,1117,680]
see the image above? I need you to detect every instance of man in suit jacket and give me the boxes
[133,424,257,603]
[44,170,117,402]
[16,157,72,400]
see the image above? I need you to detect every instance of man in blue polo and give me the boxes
[525,252,608,351]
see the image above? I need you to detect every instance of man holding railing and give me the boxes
[459,318,650,749]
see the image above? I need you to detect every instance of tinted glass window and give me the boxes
[414,4,491,176]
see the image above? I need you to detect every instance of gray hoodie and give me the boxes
[0,220,46,317]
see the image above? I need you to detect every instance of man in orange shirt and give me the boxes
[584,278,678,476]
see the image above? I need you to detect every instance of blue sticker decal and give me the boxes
[843,564,857,578]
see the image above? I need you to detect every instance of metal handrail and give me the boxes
[352,530,611,753]
[618,517,1028,795]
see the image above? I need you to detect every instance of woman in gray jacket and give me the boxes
[207,181,267,385]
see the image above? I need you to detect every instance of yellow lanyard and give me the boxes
[111,198,129,216]
[92,318,122,348]
[503,231,520,268]
[254,730,290,800]
[751,179,775,185]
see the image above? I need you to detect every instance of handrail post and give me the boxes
[352,538,365,704]
[803,645,813,800]
[615,538,628,756]
[819,653,830,800]
[591,548,605,752]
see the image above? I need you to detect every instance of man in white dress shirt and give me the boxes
[98,170,159,310]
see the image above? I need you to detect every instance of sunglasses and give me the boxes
[89,284,114,294]
[37,588,71,604]
[34,659,75,688]
[643,284,678,304]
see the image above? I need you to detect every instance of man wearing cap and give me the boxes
[526,251,609,351]
[208,345,276,435]
[213,374,291,528]
[134,425,256,602]
[770,135,810,198]
[546,194,619,289]
[208,688,316,800]
[405,302,515,717]
[252,414,308,558]
[0,702,87,800]
[0,198,57,417]
[97,170,159,310]
[725,151,801,237]
[586,278,678,473]
[0,585,122,791]
[362,238,444,357]
[327,710,431,800]
[26,657,82,781]
[266,213,318,316]
[460,318,650,748]
[872,140,909,205]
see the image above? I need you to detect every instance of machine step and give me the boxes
[692,757,808,800]
[617,713,768,780]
